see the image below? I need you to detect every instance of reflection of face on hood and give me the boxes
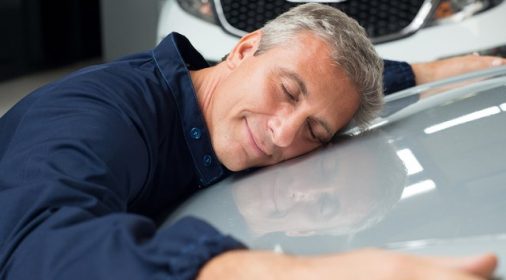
[232,130,407,237]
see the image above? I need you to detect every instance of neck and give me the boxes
[190,63,228,122]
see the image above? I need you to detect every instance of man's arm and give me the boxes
[411,54,506,84]
[383,55,506,95]
[0,86,243,280]
[198,249,497,280]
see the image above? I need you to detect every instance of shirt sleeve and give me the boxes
[383,59,416,95]
[0,86,245,280]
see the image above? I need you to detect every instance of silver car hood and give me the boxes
[163,66,506,275]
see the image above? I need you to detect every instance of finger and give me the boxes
[467,55,506,67]
[423,253,498,279]
[441,55,505,77]
[457,254,498,279]
[490,57,506,67]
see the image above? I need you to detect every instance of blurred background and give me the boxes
[0,0,160,114]
[0,0,163,82]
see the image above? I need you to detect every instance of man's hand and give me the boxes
[198,249,498,280]
[412,54,506,85]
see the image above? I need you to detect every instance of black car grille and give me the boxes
[213,0,435,43]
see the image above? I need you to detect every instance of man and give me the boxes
[0,3,500,280]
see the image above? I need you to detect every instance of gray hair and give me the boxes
[255,3,384,129]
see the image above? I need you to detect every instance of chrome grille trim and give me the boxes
[212,0,441,44]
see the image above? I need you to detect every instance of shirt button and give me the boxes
[190,127,201,140]
[203,154,212,167]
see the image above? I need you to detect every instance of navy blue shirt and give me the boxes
[0,32,415,279]
[0,33,244,280]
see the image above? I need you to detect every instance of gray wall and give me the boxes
[100,0,161,61]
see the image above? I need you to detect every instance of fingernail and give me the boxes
[491,59,503,66]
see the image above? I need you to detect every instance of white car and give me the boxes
[157,0,506,63]
[163,66,506,277]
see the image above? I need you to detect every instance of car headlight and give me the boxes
[176,0,217,24]
[430,0,504,25]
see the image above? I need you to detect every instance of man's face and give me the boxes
[208,31,360,171]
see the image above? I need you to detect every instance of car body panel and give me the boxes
[163,66,506,277]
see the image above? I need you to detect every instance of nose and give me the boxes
[268,109,305,148]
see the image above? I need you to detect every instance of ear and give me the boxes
[225,30,262,70]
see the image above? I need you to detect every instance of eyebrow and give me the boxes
[278,67,333,141]
[279,67,308,97]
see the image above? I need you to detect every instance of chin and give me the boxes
[226,164,244,172]
[218,151,248,172]
[224,155,266,171]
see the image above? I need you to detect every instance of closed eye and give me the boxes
[281,83,298,102]
[307,120,324,144]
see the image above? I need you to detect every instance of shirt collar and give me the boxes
[152,32,229,187]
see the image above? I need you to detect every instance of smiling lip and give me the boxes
[245,118,268,157]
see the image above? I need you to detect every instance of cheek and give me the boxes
[248,72,277,103]
[212,88,244,121]
[222,81,272,114]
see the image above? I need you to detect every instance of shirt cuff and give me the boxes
[163,216,247,279]
[383,60,416,95]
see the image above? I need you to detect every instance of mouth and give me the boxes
[244,118,268,158]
